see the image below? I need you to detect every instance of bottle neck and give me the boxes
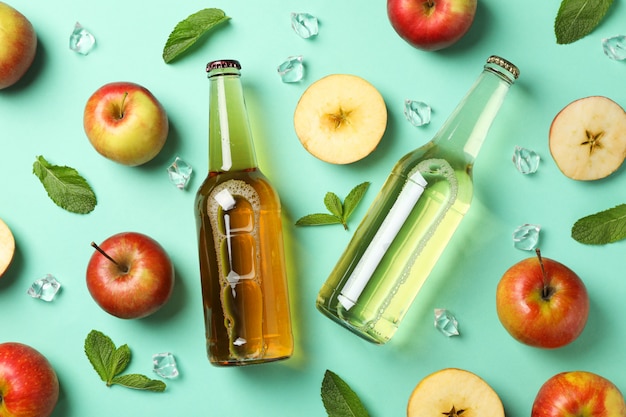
[207,69,258,173]
[433,60,517,161]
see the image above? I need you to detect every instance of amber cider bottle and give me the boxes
[195,59,293,366]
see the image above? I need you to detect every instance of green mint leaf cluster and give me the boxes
[321,370,370,417]
[296,182,370,230]
[572,204,626,244]
[163,8,230,63]
[84,330,166,392]
[554,0,614,44]
[32,155,97,214]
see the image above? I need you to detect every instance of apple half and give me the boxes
[0,218,15,277]
[549,96,626,181]
[407,368,505,417]
[293,74,387,164]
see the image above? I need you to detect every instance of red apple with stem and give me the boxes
[0,342,59,417]
[496,248,589,348]
[83,82,169,166]
[0,2,37,89]
[87,232,175,319]
[531,371,626,417]
[387,0,477,51]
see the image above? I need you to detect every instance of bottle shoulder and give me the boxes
[195,169,281,207]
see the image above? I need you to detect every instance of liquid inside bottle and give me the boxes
[316,56,519,344]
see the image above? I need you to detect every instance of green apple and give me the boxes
[83,82,169,166]
[0,2,37,89]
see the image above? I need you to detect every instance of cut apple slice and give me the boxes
[407,368,504,417]
[293,74,387,164]
[0,218,15,277]
[549,96,626,181]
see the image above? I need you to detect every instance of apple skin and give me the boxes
[83,82,169,166]
[86,232,175,319]
[0,342,59,417]
[0,2,37,89]
[496,252,589,349]
[531,371,626,417]
[387,0,477,51]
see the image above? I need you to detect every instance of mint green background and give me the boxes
[1,0,625,415]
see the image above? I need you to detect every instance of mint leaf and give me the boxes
[84,330,166,392]
[572,204,626,244]
[554,0,614,44]
[33,155,97,214]
[111,374,166,392]
[321,370,369,417]
[163,8,230,63]
[296,182,370,230]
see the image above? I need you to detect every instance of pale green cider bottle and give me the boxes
[316,56,520,344]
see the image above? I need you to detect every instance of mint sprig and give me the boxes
[163,8,230,63]
[32,155,97,214]
[554,0,614,44]
[84,330,166,392]
[572,204,626,244]
[321,370,369,417]
[296,182,370,230]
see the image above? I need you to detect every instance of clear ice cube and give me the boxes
[69,22,95,55]
[27,274,61,302]
[602,35,626,61]
[153,352,179,379]
[404,100,431,127]
[512,145,540,174]
[290,12,319,39]
[434,308,459,337]
[513,224,541,250]
[167,156,193,190]
[277,55,304,83]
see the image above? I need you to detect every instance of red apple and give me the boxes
[83,82,169,166]
[0,342,59,417]
[86,232,175,319]
[532,371,626,417]
[496,249,589,349]
[387,0,477,51]
[0,2,37,89]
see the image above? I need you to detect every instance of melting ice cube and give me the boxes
[434,308,459,337]
[153,352,179,379]
[290,12,319,39]
[27,274,61,302]
[277,55,304,83]
[513,224,541,250]
[167,156,193,190]
[69,22,95,55]
[404,100,431,127]
[602,35,626,61]
[512,146,540,174]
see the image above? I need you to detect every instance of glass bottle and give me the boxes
[316,56,520,344]
[195,59,293,365]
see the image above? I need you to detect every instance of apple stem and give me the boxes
[91,242,130,273]
[117,92,128,120]
[535,248,553,300]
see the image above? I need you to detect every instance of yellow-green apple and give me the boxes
[0,217,15,277]
[496,249,589,349]
[87,232,175,319]
[293,73,387,164]
[0,342,59,417]
[83,82,169,166]
[531,371,626,417]
[387,0,477,51]
[407,368,505,417]
[0,2,36,89]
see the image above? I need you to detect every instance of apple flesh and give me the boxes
[0,217,15,277]
[387,0,477,51]
[532,371,626,417]
[86,232,175,319]
[83,82,169,166]
[496,249,589,349]
[293,74,387,164]
[0,342,59,417]
[407,368,505,417]
[0,2,37,89]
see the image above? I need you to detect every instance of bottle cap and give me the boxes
[206,59,241,72]
[486,56,519,79]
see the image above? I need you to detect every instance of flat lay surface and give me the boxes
[1,0,626,415]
